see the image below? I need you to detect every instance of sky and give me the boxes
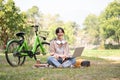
[14,0,114,27]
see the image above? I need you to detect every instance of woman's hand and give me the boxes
[53,54,67,60]
[59,54,67,60]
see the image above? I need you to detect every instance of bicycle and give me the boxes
[5,25,50,67]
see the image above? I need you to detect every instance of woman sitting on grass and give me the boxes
[47,27,76,68]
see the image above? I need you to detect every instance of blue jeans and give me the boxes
[47,56,76,68]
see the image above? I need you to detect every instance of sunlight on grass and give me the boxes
[82,49,120,57]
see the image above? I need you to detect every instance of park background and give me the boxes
[0,0,120,80]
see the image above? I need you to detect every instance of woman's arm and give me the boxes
[49,40,55,56]
[49,40,60,59]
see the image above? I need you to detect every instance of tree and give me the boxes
[63,22,76,44]
[99,0,120,44]
[39,14,61,29]
[0,0,26,49]
[83,14,100,45]
[26,6,41,25]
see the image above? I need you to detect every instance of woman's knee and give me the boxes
[47,56,55,62]
[47,56,54,64]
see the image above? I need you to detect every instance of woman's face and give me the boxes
[56,29,64,39]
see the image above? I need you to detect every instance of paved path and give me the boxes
[100,57,120,61]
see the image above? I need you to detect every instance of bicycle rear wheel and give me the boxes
[18,47,26,66]
[34,42,50,60]
[5,40,26,67]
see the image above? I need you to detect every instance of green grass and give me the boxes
[0,50,120,80]
[82,49,120,57]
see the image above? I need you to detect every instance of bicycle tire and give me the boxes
[18,46,26,66]
[5,40,26,67]
[34,42,50,60]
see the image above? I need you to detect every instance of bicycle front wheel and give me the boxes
[5,40,26,67]
[42,42,50,55]
[34,42,50,60]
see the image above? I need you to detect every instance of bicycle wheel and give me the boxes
[5,40,26,67]
[34,42,50,60]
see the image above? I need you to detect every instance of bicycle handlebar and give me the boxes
[31,25,49,37]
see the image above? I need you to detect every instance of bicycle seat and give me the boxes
[16,32,25,37]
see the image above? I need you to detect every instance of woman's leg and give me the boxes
[47,56,62,67]
[62,58,76,68]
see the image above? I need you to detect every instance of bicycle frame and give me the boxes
[5,35,46,57]
[32,35,46,54]
[22,35,46,56]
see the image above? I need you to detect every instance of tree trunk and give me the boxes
[1,27,8,49]
[116,36,120,45]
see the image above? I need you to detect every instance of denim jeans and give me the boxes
[47,56,76,68]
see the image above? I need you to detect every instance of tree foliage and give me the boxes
[83,14,100,45]
[99,0,120,44]
[83,0,120,48]
[26,6,41,24]
[0,0,26,48]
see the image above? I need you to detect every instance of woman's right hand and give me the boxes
[59,54,67,61]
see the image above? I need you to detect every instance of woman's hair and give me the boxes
[55,27,64,34]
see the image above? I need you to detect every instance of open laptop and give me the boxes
[66,47,84,59]
[72,47,84,58]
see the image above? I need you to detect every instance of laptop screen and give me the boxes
[72,47,84,58]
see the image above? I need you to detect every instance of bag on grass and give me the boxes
[81,61,90,67]
[74,59,83,68]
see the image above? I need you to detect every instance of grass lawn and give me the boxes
[0,50,120,80]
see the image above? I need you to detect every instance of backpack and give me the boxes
[81,61,90,67]
[74,59,90,68]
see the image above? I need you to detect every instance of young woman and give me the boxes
[47,27,76,68]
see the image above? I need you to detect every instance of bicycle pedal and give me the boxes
[27,51,34,58]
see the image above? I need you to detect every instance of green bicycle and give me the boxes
[5,25,50,67]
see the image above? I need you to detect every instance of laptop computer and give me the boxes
[72,47,84,58]
[66,47,84,59]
